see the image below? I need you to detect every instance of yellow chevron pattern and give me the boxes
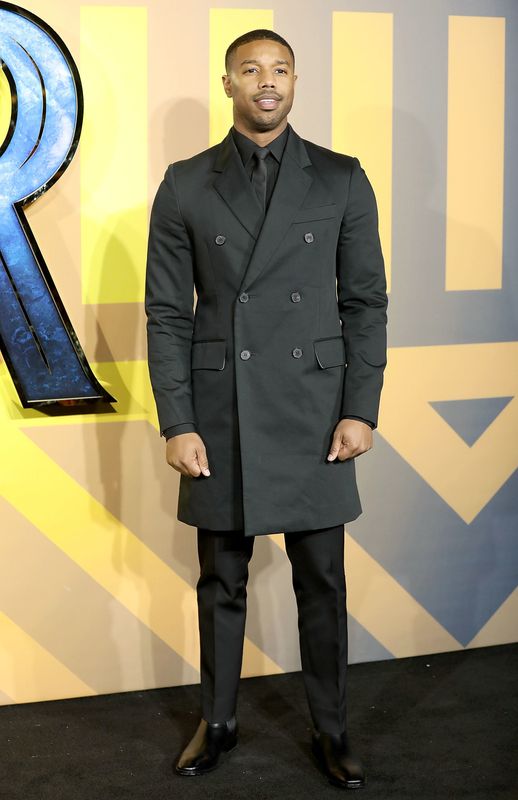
[379,343,518,523]
[0,610,95,703]
[0,361,282,702]
[467,588,518,649]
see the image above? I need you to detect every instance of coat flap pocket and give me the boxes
[313,336,346,368]
[191,340,226,370]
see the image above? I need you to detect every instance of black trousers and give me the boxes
[196,524,348,735]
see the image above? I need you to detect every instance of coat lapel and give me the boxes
[237,126,313,293]
[213,132,263,239]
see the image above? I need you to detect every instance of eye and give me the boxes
[245,67,258,73]
[275,68,287,74]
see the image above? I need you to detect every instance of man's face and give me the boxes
[222,39,297,135]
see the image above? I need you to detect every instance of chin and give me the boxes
[252,114,285,132]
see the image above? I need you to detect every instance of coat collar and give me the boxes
[231,124,289,168]
[213,124,314,289]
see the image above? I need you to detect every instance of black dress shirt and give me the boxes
[164,126,374,439]
[231,125,289,211]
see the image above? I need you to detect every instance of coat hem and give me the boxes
[176,506,363,536]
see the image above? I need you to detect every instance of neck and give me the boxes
[233,119,288,147]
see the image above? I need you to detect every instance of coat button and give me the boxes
[290,291,301,303]
[292,347,303,358]
[240,349,251,360]
[304,232,314,244]
[239,292,249,303]
[215,234,226,245]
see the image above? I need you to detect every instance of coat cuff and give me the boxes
[163,422,198,440]
[341,415,375,430]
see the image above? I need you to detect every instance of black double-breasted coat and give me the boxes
[145,125,388,536]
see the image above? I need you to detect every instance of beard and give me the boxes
[253,115,284,131]
[248,101,293,132]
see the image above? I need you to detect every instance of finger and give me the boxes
[195,445,211,476]
[328,437,353,461]
[327,436,341,461]
[174,452,200,477]
[338,442,357,461]
[169,458,191,477]
[168,462,188,477]
[182,450,202,477]
[343,442,371,460]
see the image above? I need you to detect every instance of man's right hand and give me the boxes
[166,433,211,477]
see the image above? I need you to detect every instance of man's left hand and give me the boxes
[327,419,373,462]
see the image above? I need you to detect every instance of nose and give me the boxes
[259,72,276,89]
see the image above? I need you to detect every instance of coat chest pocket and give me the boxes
[313,336,347,368]
[291,206,338,248]
[191,340,226,370]
[292,204,337,223]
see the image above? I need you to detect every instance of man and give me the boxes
[145,29,388,790]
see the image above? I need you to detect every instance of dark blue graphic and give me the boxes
[0,2,114,406]
[430,397,513,447]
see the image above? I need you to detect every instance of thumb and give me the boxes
[195,444,211,476]
[327,434,343,461]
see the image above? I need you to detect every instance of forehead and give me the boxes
[231,39,293,68]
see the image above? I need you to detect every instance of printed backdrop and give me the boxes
[0,0,517,706]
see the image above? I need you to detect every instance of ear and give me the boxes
[222,74,233,97]
[294,73,298,84]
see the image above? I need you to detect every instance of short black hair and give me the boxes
[225,29,295,72]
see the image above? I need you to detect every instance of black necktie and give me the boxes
[251,146,270,211]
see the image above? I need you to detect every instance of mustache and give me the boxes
[253,92,282,101]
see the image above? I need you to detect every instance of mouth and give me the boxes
[254,95,281,111]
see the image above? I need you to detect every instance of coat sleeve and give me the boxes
[336,156,388,429]
[145,164,196,435]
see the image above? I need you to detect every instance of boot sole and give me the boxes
[311,741,365,790]
[175,740,238,777]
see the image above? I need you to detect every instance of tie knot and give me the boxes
[254,146,270,161]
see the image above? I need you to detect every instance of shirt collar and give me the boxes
[231,124,290,167]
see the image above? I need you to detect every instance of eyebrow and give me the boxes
[240,58,290,66]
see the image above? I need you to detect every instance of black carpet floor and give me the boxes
[1,643,517,800]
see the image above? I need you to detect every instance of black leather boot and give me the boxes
[174,717,238,776]
[311,729,365,789]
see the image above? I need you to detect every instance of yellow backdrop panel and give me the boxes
[209,8,274,145]
[446,15,505,291]
[332,11,393,292]
[80,5,149,304]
